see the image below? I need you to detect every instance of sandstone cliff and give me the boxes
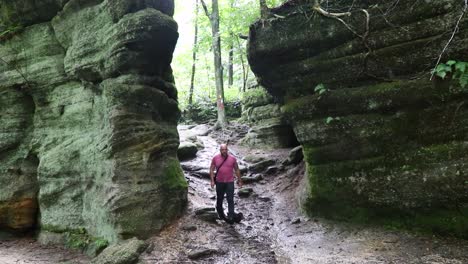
[0,0,187,245]
[248,0,468,237]
[240,87,298,149]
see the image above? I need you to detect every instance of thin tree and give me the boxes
[188,0,200,106]
[260,0,269,18]
[227,0,234,88]
[228,34,234,88]
[201,0,227,128]
[236,35,249,92]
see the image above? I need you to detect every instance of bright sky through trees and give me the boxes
[172,0,285,110]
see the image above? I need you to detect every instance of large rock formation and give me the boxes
[248,0,468,236]
[240,87,298,148]
[0,0,187,244]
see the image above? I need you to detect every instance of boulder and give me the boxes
[194,207,219,223]
[283,146,303,166]
[243,154,265,163]
[187,248,221,260]
[91,238,148,264]
[238,188,254,198]
[248,159,276,174]
[178,142,198,160]
[241,174,263,183]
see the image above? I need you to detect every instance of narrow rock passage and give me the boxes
[142,124,279,263]
[1,123,467,263]
[143,123,468,264]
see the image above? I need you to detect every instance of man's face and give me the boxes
[220,146,228,157]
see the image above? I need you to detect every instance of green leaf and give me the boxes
[455,62,466,72]
[326,117,334,124]
[460,73,468,89]
[436,71,447,79]
[436,64,447,72]
[446,60,457,66]
[314,83,325,92]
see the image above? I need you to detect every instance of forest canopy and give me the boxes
[173,0,285,111]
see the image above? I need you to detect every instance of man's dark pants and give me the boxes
[215,181,234,219]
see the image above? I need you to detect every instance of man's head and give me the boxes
[220,144,228,158]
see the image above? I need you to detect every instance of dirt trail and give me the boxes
[0,235,89,264]
[1,123,467,263]
[142,125,278,263]
[142,123,468,264]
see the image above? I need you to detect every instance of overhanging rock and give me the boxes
[248,0,468,237]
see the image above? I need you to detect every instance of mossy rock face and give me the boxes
[38,226,109,257]
[240,87,298,148]
[0,0,68,28]
[248,0,468,236]
[0,0,186,245]
[241,87,274,109]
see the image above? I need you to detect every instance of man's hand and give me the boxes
[211,179,215,189]
[237,180,243,188]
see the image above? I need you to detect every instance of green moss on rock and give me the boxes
[304,197,468,238]
[302,141,468,238]
[41,225,109,255]
[242,88,274,108]
[162,158,188,190]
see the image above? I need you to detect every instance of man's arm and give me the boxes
[234,162,243,188]
[210,161,216,188]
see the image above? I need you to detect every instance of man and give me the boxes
[210,143,243,224]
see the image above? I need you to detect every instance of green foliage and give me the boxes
[182,99,217,123]
[181,97,241,123]
[314,83,327,95]
[41,225,109,253]
[173,0,286,114]
[225,100,242,118]
[433,60,468,89]
[0,24,23,42]
[94,238,110,249]
[325,116,340,124]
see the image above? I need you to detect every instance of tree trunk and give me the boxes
[228,37,234,88]
[188,0,199,106]
[201,0,227,127]
[260,0,269,18]
[235,35,247,92]
[227,0,234,88]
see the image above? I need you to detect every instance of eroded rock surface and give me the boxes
[0,0,186,244]
[240,87,298,148]
[248,0,468,236]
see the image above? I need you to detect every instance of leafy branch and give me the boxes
[0,24,23,41]
[433,60,468,89]
[430,0,467,80]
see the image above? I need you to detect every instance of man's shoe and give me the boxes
[225,217,234,225]
[234,212,244,223]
